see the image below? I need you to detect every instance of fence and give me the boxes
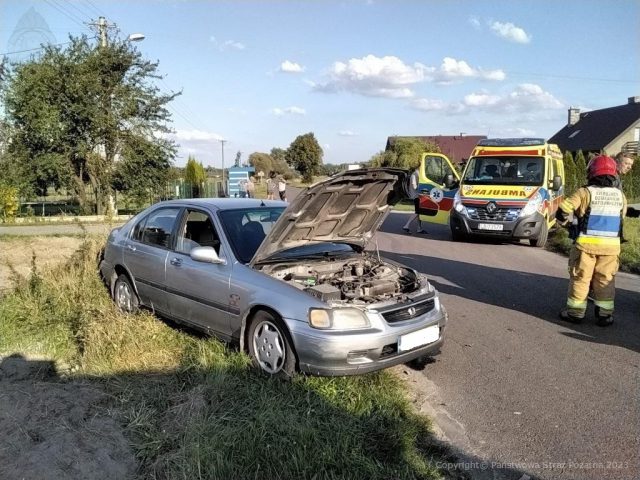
[13,179,226,218]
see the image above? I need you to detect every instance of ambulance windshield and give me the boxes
[462,156,544,186]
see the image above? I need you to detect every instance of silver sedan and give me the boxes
[100,168,447,376]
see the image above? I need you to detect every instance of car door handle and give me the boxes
[126,244,136,252]
[170,258,182,266]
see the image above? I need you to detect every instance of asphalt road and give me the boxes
[377,213,640,480]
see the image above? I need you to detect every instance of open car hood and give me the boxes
[251,168,412,265]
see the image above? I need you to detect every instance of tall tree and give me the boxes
[574,150,587,187]
[184,156,206,197]
[369,138,440,169]
[269,147,289,174]
[563,150,576,195]
[285,132,323,182]
[0,35,178,212]
[248,152,273,177]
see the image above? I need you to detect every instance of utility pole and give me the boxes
[89,16,111,48]
[220,139,227,196]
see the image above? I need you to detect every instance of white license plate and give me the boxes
[478,223,503,231]
[398,325,439,352]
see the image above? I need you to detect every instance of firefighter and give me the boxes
[556,155,627,326]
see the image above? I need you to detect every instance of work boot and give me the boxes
[595,315,614,327]
[559,309,584,324]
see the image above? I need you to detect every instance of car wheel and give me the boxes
[113,274,139,313]
[247,311,296,377]
[451,227,465,242]
[530,221,548,248]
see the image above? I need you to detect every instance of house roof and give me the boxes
[549,101,640,152]
[385,135,486,164]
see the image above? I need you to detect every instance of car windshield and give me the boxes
[462,156,544,186]
[218,207,285,263]
[263,242,356,261]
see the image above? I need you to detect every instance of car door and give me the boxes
[123,206,181,314]
[165,208,234,338]
[418,153,461,225]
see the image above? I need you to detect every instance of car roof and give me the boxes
[154,198,287,211]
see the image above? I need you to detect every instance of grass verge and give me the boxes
[547,217,640,274]
[0,238,449,480]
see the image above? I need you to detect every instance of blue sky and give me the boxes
[2,0,638,168]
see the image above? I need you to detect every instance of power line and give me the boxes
[82,0,106,18]
[506,70,638,84]
[59,0,96,23]
[0,39,96,57]
[43,0,87,30]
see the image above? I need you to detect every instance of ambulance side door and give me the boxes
[418,153,461,225]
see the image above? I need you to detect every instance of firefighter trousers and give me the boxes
[566,247,619,318]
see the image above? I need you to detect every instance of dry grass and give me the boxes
[0,236,448,480]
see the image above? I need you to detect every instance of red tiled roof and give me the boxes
[385,135,487,164]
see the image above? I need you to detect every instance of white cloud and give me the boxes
[338,130,358,136]
[312,55,504,97]
[210,36,246,51]
[490,21,531,44]
[279,60,305,73]
[172,129,225,142]
[272,106,306,116]
[463,84,563,112]
[313,54,430,98]
[410,97,448,112]
[409,84,563,115]
[469,16,481,30]
[432,57,505,83]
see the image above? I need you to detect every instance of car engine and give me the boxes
[257,254,421,304]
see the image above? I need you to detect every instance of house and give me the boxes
[227,165,255,198]
[549,96,640,157]
[385,135,487,165]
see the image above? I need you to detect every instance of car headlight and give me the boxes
[453,190,468,216]
[308,308,370,330]
[520,191,543,217]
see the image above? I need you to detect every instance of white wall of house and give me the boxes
[606,121,640,155]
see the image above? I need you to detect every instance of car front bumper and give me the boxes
[288,306,447,376]
[450,209,544,240]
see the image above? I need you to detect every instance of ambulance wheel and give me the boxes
[530,222,548,248]
[451,227,466,242]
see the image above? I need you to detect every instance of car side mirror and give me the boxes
[191,246,225,264]
[444,173,457,189]
[551,175,562,191]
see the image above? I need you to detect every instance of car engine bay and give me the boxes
[257,254,421,304]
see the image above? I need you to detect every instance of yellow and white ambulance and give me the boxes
[418,138,565,247]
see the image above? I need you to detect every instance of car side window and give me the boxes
[131,215,147,242]
[176,210,221,255]
[140,208,180,248]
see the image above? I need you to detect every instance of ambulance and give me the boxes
[417,138,565,247]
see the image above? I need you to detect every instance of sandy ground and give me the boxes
[0,236,83,294]
[0,355,136,480]
[0,236,137,479]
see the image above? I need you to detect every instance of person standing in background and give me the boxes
[246,176,255,198]
[277,174,287,201]
[266,172,276,200]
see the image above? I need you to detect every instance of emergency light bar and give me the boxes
[477,138,546,147]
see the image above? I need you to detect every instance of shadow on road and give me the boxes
[379,215,640,355]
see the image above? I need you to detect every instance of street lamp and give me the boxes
[128,33,145,42]
[220,139,227,196]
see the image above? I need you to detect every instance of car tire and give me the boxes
[530,222,548,248]
[247,311,296,378]
[113,273,139,313]
[451,227,466,242]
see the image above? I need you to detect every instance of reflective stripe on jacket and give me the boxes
[559,186,627,255]
[576,186,624,248]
